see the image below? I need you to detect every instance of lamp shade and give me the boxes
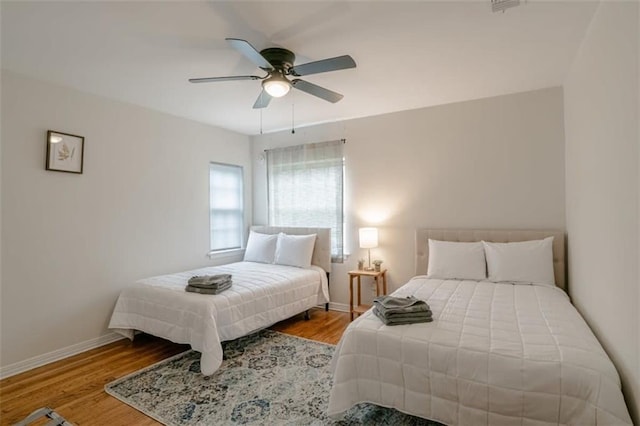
[359,227,378,249]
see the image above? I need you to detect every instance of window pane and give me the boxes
[266,140,344,262]
[210,163,243,251]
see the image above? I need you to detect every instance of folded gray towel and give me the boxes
[373,295,431,316]
[189,274,232,283]
[188,278,232,289]
[376,316,433,326]
[373,300,431,316]
[188,274,232,287]
[374,295,429,309]
[383,310,433,320]
[186,281,232,295]
[373,307,433,325]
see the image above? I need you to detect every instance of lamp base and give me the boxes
[364,267,374,271]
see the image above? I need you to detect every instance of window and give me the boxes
[266,140,344,262]
[209,162,244,252]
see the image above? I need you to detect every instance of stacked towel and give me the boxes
[185,274,232,295]
[372,295,433,325]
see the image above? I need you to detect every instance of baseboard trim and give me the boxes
[1,305,350,379]
[328,302,350,313]
[0,332,126,380]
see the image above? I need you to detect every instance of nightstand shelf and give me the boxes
[352,304,370,315]
[347,269,387,321]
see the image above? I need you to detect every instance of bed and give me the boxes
[328,229,632,426]
[108,226,331,376]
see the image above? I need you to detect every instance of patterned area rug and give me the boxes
[105,330,442,425]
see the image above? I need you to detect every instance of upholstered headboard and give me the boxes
[415,229,566,291]
[250,226,332,273]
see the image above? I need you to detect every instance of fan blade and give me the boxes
[189,75,262,83]
[226,38,274,70]
[253,90,272,109]
[291,79,344,103]
[290,55,356,77]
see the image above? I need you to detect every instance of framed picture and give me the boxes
[46,130,84,174]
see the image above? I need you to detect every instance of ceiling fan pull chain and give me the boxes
[291,94,296,134]
[260,103,263,135]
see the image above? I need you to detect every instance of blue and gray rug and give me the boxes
[105,330,442,425]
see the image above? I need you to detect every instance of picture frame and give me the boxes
[46,130,84,174]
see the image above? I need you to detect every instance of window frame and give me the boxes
[208,161,245,253]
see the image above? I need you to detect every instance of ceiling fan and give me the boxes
[189,38,356,109]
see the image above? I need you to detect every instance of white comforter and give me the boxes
[108,261,329,375]
[328,277,632,426]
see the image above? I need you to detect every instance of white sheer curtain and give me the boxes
[266,140,344,262]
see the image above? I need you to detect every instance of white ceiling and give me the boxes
[1,1,597,136]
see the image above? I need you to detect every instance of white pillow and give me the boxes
[483,237,555,286]
[243,231,278,264]
[274,233,316,268]
[427,239,487,280]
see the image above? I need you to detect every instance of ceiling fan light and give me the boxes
[262,74,290,98]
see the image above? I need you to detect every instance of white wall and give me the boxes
[0,71,252,371]
[564,1,639,422]
[0,11,4,377]
[252,87,566,309]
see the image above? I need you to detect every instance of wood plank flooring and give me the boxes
[0,308,350,426]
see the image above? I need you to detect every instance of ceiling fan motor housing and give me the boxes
[260,48,296,72]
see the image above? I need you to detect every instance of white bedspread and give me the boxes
[108,261,329,375]
[328,277,632,426]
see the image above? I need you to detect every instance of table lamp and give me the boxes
[359,227,378,271]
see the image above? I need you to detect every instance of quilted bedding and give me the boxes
[328,277,632,425]
[108,261,329,375]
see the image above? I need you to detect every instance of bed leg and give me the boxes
[326,272,331,312]
[304,310,311,320]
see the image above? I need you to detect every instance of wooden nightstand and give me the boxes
[347,269,387,321]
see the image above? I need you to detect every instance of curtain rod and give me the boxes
[263,139,346,153]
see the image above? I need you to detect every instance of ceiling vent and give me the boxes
[491,0,520,13]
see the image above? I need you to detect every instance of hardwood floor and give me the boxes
[0,308,350,426]
[269,307,350,345]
